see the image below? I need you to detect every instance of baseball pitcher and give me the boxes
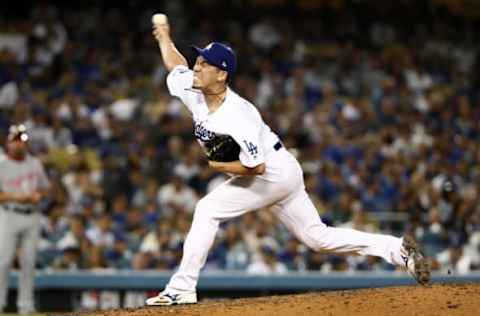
[146,15,430,306]
[0,124,50,314]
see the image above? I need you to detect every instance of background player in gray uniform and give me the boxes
[0,124,50,314]
[146,16,430,306]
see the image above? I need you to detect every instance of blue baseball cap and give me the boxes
[192,42,236,81]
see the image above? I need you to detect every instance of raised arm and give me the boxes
[152,14,188,72]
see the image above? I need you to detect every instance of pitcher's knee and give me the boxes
[193,198,219,228]
[302,225,330,251]
[194,198,212,219]
[195,198,210,213]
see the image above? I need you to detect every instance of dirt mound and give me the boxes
[62,283,480,316]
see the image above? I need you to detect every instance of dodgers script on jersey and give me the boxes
[166,65,280,170]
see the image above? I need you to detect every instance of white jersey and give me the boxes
[166,65,280,169]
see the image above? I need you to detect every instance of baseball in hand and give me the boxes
[152,13,168,25]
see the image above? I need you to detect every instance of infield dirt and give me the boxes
[58,283,480,316]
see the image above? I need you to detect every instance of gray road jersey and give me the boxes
[0,155,50,212]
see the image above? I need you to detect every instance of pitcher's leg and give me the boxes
[165,199,220,294]
[17,220,40,314]
[309,227,404,266]
[165,176,290,294]
[0,211,18,312]
[273,190,405,266]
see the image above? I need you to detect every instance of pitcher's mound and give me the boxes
[69,283,480,316]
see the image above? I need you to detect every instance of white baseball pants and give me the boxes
[0,210,40,313]
[166,148,405,293]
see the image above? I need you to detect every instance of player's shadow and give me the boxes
[230,176,256,187]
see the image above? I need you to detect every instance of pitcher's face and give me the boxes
[192,56,227,89]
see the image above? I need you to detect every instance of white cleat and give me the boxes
[145,291,197,306]
[401,235,431,285]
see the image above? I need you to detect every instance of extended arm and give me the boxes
[152,17,188,71]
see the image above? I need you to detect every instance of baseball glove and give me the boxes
[204,134,241,162]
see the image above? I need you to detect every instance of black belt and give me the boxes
[2,205,34,215]
[274,141,283,151]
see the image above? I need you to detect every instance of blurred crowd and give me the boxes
[1,1,479,276]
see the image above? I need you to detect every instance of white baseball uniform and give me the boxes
[164,65,406,294]
[0,154,50,313]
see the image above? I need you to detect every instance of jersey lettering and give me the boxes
[6,172,39,191]
[194,122,216,142]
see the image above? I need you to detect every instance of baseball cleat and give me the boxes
[401,235,431,285]
[145,291,197,306]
